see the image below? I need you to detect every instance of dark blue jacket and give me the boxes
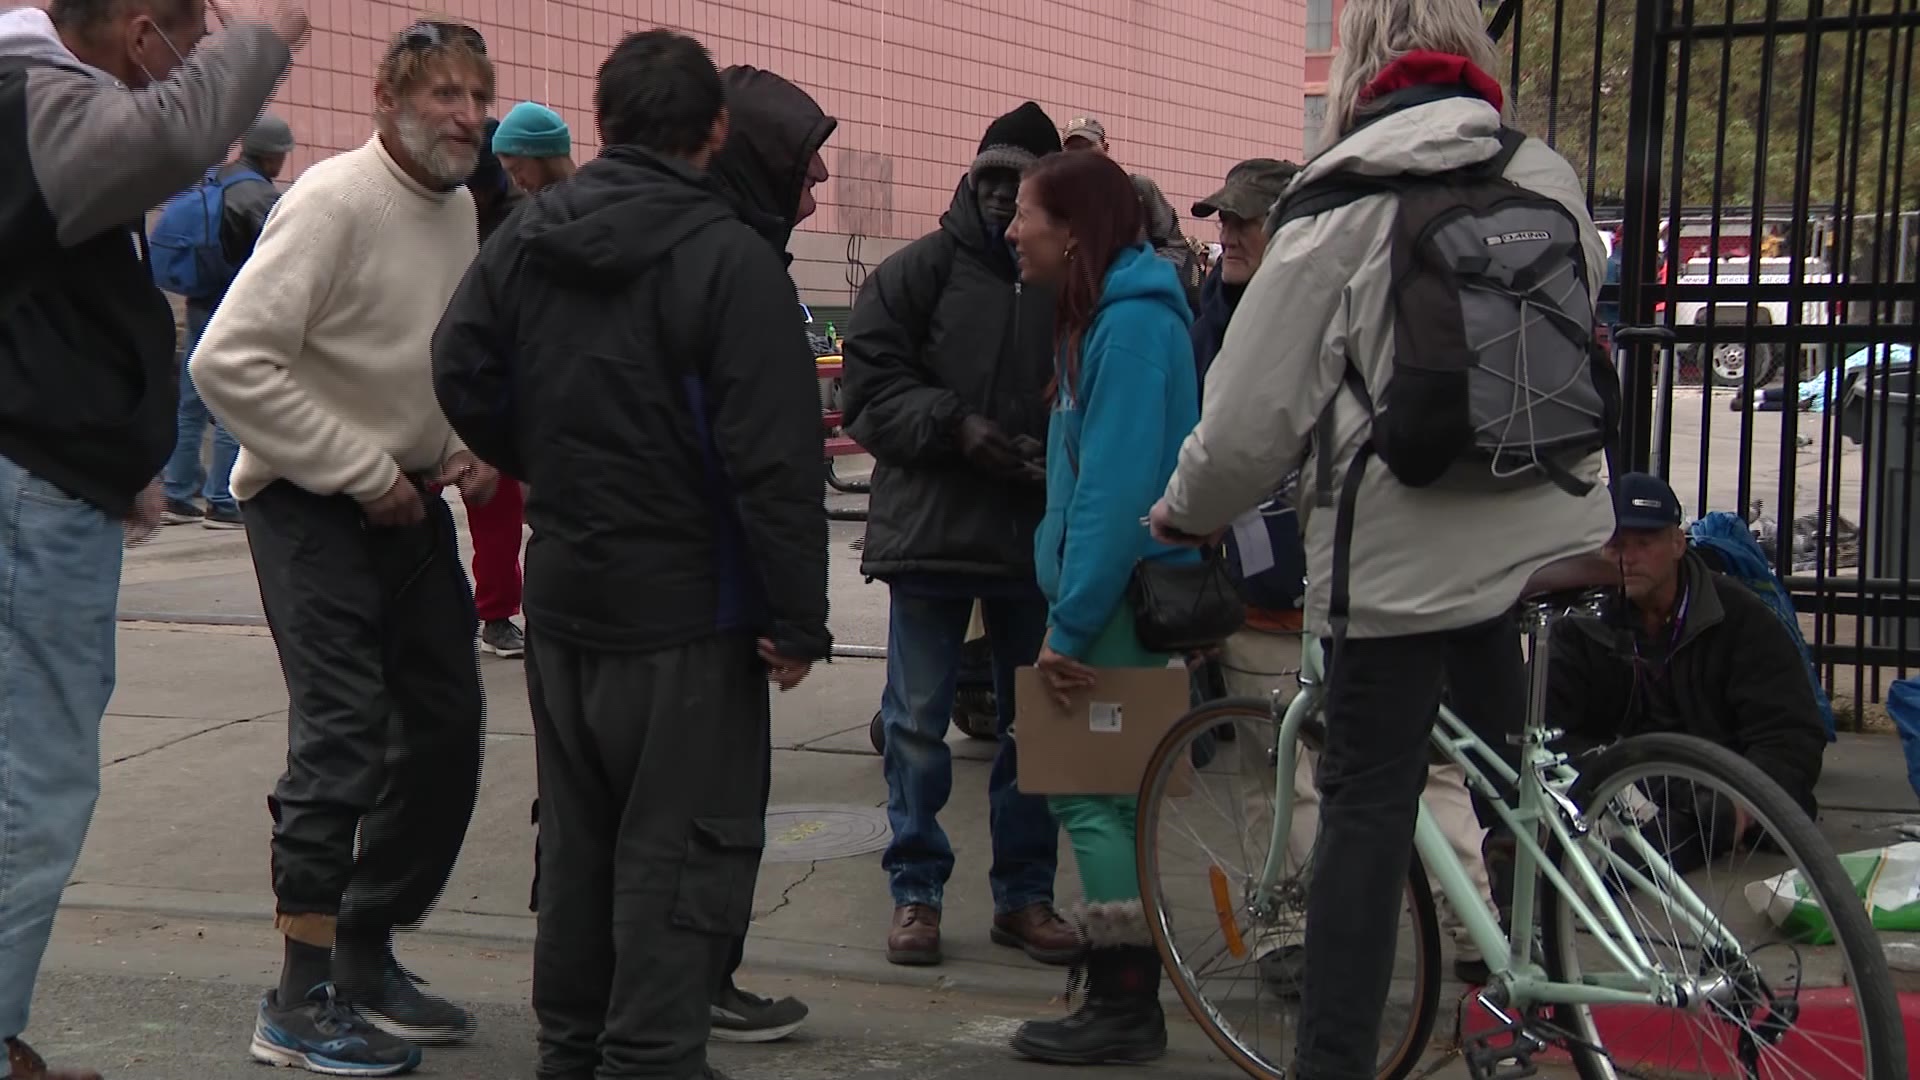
[1193,264,1306,616]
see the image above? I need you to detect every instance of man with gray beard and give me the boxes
[190,19,499,1077]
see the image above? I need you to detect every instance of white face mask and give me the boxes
[134,19,187,89]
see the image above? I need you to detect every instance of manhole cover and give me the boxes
[763,803,891,863]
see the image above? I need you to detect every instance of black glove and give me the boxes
[957,414,1025,476]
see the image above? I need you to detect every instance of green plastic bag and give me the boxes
[1744,842,1920,945]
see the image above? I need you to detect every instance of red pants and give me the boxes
[468,479,525,622]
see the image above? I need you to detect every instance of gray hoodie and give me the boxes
[1161,95,1615,639]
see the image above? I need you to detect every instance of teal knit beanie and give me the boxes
[492,102,571,158]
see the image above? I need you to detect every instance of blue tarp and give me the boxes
[1882,677,1920,803]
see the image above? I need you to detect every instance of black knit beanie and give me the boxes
[971,101,1062,180]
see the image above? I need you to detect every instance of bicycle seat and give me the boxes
[1518,552,1621,603]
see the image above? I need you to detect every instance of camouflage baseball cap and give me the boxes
[1193,158,1301,220]
[1062,115,1107,148]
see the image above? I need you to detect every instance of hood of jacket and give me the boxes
[1297,90,1517,188]
[517,145,735,284]
[0,6,100,77]
[937,175,1018,277]
[1099,242,1193,329]
[709,67,837,253]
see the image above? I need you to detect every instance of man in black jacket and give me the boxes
[0,3,299,1078]
[1550,474,1828,869]
[431,29,829,1080]
[702,62,835,1047]
[161,112,293,530]
[842,101,1079,969]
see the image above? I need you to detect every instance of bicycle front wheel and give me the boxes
[1543,732,1907,1080]
[1137,698,1440,1080]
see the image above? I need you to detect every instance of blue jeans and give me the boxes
[880,585,1057,914]
[163,306,240,514]
[0,453,124,1038]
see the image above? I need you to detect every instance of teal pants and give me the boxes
[1047,607,1170,906]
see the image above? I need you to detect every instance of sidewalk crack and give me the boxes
[759,860,820,921]
[103,709,279,768]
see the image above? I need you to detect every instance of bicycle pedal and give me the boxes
[1461,1035,1541,1080]
[1462,1018,1549,1080]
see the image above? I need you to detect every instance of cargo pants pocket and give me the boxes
[670,816,766,937]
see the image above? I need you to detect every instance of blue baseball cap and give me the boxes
[1614,472,1683,531]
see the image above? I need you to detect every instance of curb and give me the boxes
[1459,986,1920,1075]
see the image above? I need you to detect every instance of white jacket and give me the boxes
[1162,95,1616,639]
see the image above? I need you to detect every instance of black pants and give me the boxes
[243,480,484,934]
[1295,615,1525,1080]
[527,630,771,1080]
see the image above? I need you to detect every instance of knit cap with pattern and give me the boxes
[969,101,1061,181]
[492,101,571,158]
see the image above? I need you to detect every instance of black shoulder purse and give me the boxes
[1062,435,1245,655]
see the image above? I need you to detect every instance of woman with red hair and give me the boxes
[1004,149,1201,1065]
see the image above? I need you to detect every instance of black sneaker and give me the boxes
[341,956,475,1046]
[161,497,203,525]
[249,983,422,1076]
[203,504,245,530]
[479,619,525,658]
[710,983,808,1043]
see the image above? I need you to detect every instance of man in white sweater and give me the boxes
[191,19,499,1078]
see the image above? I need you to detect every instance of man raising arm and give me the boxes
[0,4,303,1078]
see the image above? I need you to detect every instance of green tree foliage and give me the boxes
[1490,0,1916,216]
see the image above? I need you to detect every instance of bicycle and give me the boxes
[1136,552,1906,1080]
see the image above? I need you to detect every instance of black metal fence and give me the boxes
[1488,0,1919,719]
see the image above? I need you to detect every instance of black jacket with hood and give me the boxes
[1549,552,1828,817]
[840,178,1057,581]
[0,8,288,513]
[430,146,830,661]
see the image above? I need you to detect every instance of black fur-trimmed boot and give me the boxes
[1010,902,1168,1066]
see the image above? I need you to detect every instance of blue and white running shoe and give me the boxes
[249,984,423,1076]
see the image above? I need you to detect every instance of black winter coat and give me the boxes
[1549,553,1828,817]
[840,178,1056,580]
[431,146,830,660]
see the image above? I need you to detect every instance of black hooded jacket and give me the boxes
[430,146,830,660]
[710,66,837,256]
[840,177,1056,581]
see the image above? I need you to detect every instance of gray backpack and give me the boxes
[1270,126,1620,651]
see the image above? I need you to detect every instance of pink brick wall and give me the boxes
[23,0,1306,301]
[264,1,1304,247]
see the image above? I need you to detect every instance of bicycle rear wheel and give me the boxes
[1136,698,1440,1080]
[1542,733,1906,1080]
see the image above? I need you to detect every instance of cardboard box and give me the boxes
[1014,665,1192,795]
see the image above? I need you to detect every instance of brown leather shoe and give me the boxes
[6,1038,102,1080]
[990,902,1085,965]
[886,903,942,965]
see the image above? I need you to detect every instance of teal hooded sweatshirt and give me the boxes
[1034,243,1201,662]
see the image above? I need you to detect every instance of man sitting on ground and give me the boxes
[1550,472,1828,869]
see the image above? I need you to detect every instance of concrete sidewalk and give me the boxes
[27,503,1918,1077]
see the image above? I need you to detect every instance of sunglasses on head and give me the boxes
[398,21,487,55]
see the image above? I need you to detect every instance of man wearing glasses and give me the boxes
[192,19,497,1077]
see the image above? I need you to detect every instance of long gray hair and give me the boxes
[1321,0,1505,150]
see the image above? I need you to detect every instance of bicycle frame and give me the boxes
[1251,599,1751,1012]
